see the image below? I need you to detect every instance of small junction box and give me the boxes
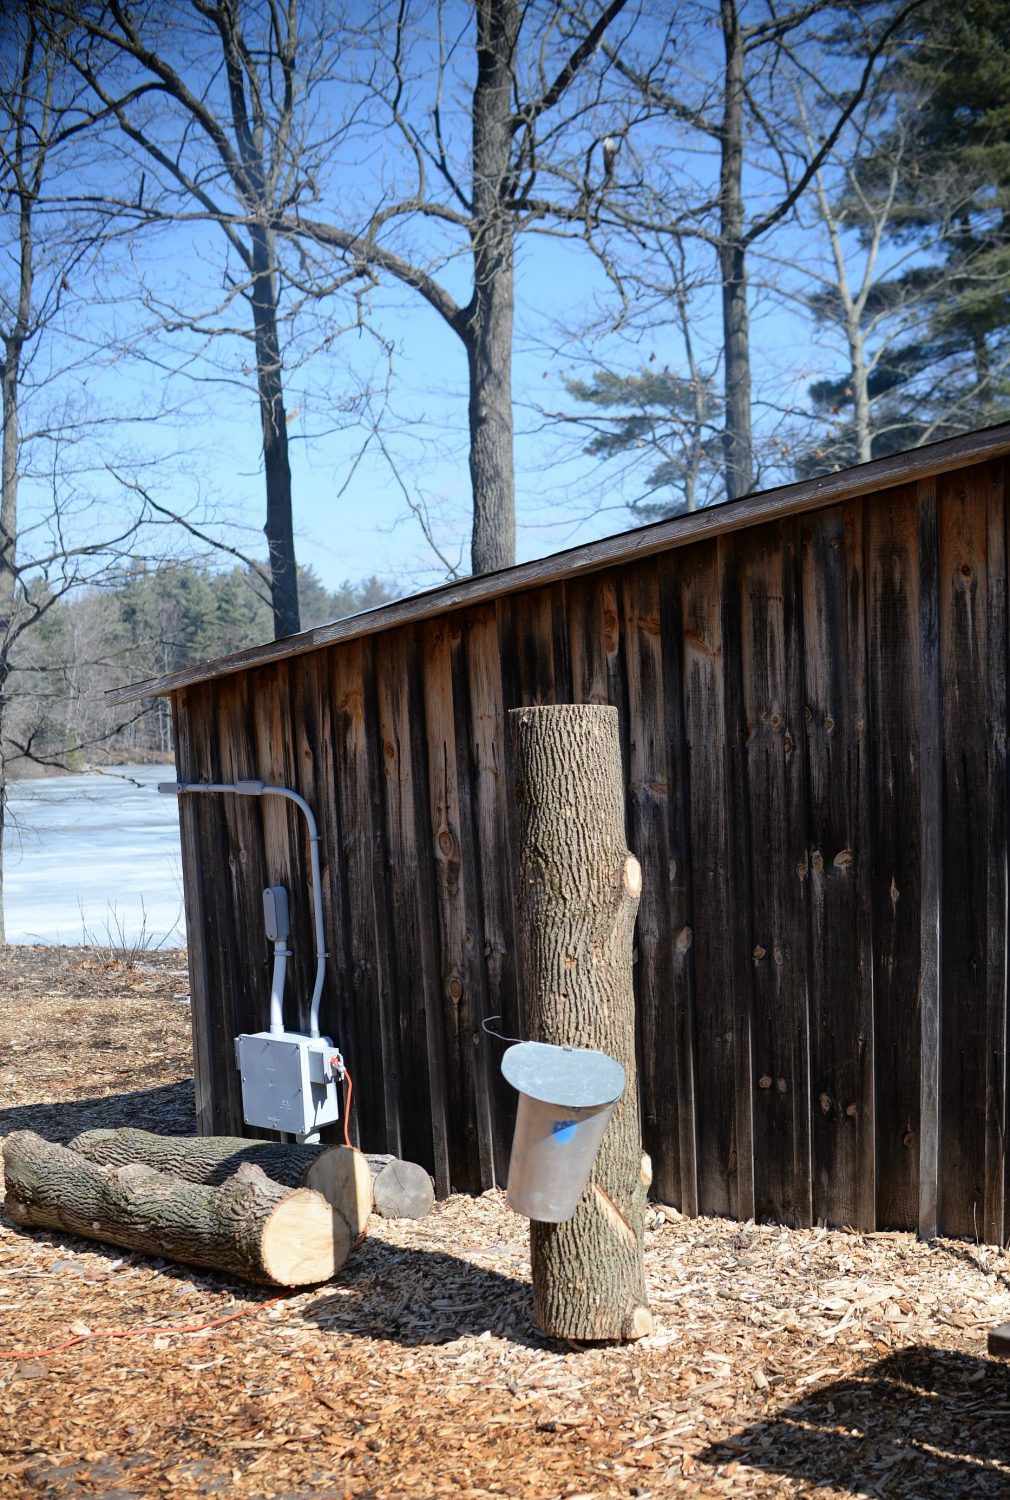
[235,1031,342,1137]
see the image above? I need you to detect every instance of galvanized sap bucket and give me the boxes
[501,1041,626,1222]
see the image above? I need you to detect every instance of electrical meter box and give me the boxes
[235,1031,341,1137]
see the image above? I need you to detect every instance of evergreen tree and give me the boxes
[806,0,1010,459]
[564,367,723,519]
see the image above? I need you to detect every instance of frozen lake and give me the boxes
[4,766,185,947]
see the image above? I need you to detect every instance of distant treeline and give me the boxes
[5,563,392,777]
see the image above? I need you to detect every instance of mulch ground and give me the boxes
[2,946,1010,1499]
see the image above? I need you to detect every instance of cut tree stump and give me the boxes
[509,703,653,1342]
[3,1131,347,1286]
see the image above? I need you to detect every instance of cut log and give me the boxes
[364,1154,435,1220]
[68,1128,372,1237]
[509,703,653,1342]
[68,1128,433,1223]
[2,1131,347,1286]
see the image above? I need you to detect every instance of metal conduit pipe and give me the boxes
[159,779,328,1038]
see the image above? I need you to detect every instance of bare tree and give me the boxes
[595,0,925,500]
[50,0,380,637]
[0,6,153,939]
[277,0,636,575]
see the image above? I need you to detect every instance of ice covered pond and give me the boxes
[4,766,184,946]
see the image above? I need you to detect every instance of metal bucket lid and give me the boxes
[501,1041,625,1108]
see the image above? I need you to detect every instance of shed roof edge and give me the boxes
[107,421,1010,704]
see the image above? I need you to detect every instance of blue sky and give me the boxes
[7,0,927,603]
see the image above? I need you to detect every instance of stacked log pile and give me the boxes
[2,1128,435,1287]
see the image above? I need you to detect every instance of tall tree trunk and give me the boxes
[848,314,873,464]
[509,704,653,1342]
[0,351,18,947]
[719,0,754,500]
[466,0,518,576]
[249,225,300,639]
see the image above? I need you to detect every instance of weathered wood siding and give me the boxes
[170,455,1010,1240]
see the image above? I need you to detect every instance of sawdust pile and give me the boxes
[2,946,1009,1498]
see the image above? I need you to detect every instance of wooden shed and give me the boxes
[112,423,1010,1245]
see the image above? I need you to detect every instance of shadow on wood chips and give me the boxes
[700,1345,1010,1496]
[0,1079,196,1143]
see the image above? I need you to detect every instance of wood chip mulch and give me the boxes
[2,946,1010,1498]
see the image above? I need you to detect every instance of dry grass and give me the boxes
[2,946,1010,1498]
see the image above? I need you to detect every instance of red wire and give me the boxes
[342,1067,354,1148]
[0,1292,293,1362]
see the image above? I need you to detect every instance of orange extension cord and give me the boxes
[1,1065,361,1362]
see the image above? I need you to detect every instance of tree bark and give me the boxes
[508,703,653,1342]
[68,1127,372,1233]
[67,1128,433,1222]
[249,224,300,639]
[465,0,519,575]
[719,0,754,501]
[3,1131,348,1286]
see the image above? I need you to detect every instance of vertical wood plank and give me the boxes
[373,627,450,1193]
[211,672,275,1137]
[802,503,876,1231]
[567,573,619,706]
[865,486,923,1230]
[737,521,812,1227]
[657,553,699,1217]
[680,537,753,1219]
[422,617,488,1192]
[463,603,519,1183]
[984,461,1008,1245]
[917,480,942,1239]
[171,690,214,1137]
[174,681,248,1137]
[938,467,991,1237]
[622,559,680,1206]
[328,640,398,1156]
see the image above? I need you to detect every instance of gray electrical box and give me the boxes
[235,1030,342,1137]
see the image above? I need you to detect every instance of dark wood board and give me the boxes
[372,627,450,1194]
[461,603,520,1184]
[916,481,942,1240]
[736,521,812,1227]
[864,487,924,1230]
[801,503,875,1231]
[621,558,681,1207]
[983,462,1009,1247]
[421,616,487,1193]
[326,642,396,1155]
[679,537,751,1219]
[656,552,699,1218]
[938,468,992,1237]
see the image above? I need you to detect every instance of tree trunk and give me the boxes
[508,704,653,1342]
[249,224,300,639]
[466,0,518,576]
[3,1131,348,1286]
[719,0,754,501]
